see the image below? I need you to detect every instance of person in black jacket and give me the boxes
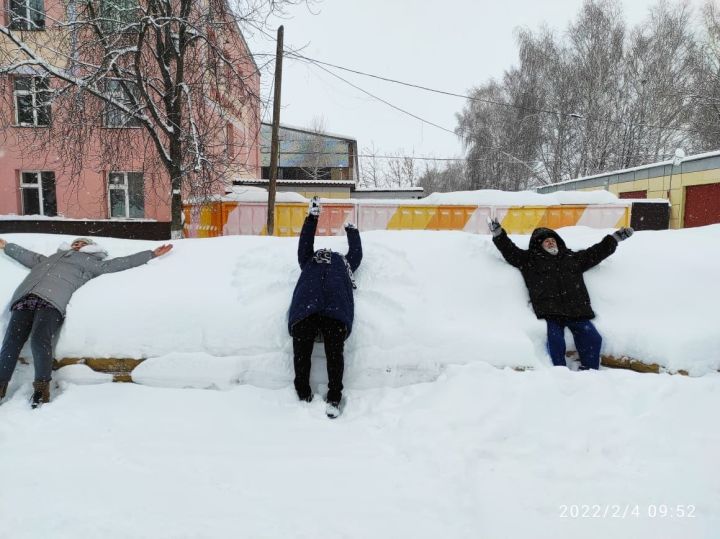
[288,197,362,417]
[488,219,633,370]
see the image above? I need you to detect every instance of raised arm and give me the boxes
[488,219,527,269]
[94,250,155,275]
[344,223,362,272]
[298,197,320,268]
[298,215,318,268]
[2,241,47,268]
[576,234,621,272]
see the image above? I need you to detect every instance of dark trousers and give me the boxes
[291,314,346,403]
[546,318,602,370]
[0,308,64,383]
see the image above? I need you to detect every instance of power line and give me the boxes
[249,24,707,170]
[294,59,535,171]
[306,61,458,136]
[282,51,720,138]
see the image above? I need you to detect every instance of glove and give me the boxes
[612,227,634,242]
[308,196,321,217]
[487,217,502,237]
[344,222,356,230]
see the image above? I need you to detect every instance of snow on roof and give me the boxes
[221,186,307,203]
[423,189,623,206]
[353,187,425,192]
[260,122,357,142]
[541,149,720,189]
[238,179,357,186]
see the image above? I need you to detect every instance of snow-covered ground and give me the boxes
[1,362,718,538]
[0,226,718,538]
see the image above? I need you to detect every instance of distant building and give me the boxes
[0,0,261,239]
[243,122,357,198]
[352,188,424,200]
[248,123,424,199]
[536,150,720,229]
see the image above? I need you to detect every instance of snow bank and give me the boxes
[1,226,718,391]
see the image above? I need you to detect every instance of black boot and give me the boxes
[30,380,50,409]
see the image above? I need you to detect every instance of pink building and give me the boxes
[0,0,261,239]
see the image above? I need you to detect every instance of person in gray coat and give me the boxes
[0,236,172,407]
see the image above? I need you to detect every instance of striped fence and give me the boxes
[184,201,630,238]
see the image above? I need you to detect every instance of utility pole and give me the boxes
[267,25,284,236]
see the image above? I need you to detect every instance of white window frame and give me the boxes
[108,172,130,218]
[14,76,50,127]
[20,171,52,216]
[9,0,45,30]
[104,79,141,128]
[108,171,144,219]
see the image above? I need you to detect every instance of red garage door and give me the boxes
[684,183,720,228]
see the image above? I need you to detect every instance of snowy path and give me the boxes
[1,363,717,539]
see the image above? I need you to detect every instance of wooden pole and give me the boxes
[267,25,284,236]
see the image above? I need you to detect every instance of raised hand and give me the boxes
[153,244,173,257]
[0,239,6,249]
[308,196,321,217]
[612,227,634,242]
[487,217,502,237]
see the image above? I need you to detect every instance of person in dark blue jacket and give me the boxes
[288,197,362,417]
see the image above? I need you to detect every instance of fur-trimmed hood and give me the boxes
[529,228,567,255]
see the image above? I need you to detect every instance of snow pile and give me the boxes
[0,226,718,392]
[423,189,622,206]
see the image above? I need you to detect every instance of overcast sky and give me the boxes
[245,0,701,163]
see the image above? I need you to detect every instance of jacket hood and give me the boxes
[58,242,108,260]
[529,228,567,255]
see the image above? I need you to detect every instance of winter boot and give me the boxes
[30,380,50,409]
[0,381,7,402]
[325,398,342,419]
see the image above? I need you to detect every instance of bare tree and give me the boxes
[358,141,383,188]
[0,0,307,237]
[456,0,701,188]
[456,77,539,189]
[417,161,467,193]
[299,114,330,181]
[385,150,417,188]
[689,0,720,151]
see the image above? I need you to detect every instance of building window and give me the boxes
[104,79,141,127]
[9,0,45,30]
[100,0,138,32]
[20,171,56,216]
[108,172,144,218]
[14,76,51,126]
